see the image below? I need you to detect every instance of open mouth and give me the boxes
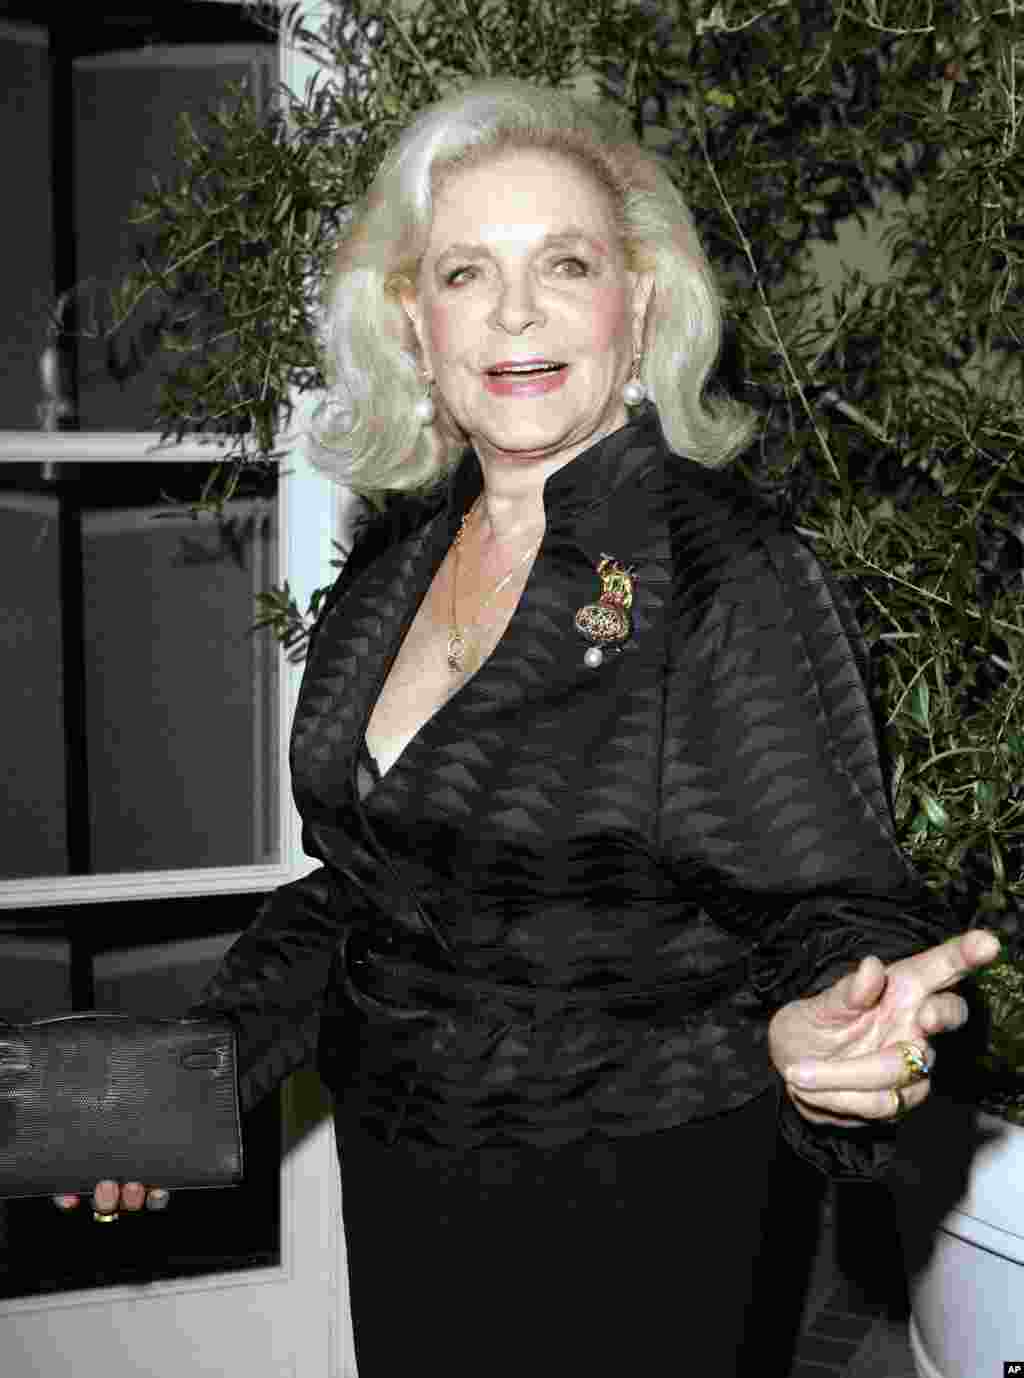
[485,361,568,377]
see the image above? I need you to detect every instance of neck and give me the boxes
[471,436,596,551]
[467,408,635,549]
[471,461,549,555]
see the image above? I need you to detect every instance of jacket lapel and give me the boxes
[291,501,454,822]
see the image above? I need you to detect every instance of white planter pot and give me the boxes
[892,1099,1024,1378]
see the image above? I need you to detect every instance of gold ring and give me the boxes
[93,1210,119,1223]
[897,1041,931,1087]
[889,1087,907,1119]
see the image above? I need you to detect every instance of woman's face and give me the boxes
[402,149,652,471]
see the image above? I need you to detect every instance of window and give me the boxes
[1,463,279,880]
[0,2,276,432]
[0,4,343,1300]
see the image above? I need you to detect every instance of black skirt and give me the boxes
[335,1087,781,1377]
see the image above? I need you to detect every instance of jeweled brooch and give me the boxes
[575,555,636,667]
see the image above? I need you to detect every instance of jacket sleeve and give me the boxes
[189,863,357,1113]
[663,519,958,1181]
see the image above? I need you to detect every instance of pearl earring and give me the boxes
[414,377,435,425]
[622,355,647,407]
[413,369,435,421]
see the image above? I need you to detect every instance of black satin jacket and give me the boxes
[194,406,953,1178]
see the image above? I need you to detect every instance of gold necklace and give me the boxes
[447,497,542,674]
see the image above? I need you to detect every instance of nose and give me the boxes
[489,272,545,334]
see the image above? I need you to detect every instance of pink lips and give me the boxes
[483,359,569,398]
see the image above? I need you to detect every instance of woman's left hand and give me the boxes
[769,928,1001,1126]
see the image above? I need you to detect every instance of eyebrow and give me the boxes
[435,230,611,261]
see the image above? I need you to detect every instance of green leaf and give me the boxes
[920,793,949,830]
[991,838,1006,887]
[909,678,931,730]
[705,87,736,110]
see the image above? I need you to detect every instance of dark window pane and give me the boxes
[0,6,276,431]
[0,463,280,879]
[0,24,55,430]
[0,483,67,873]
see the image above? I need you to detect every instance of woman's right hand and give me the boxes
[53,1181,170,1216]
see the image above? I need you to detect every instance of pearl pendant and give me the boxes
[447,632,466,671]
[447,631,479,674]
[584,647,604,668]
[622,378,647,407]
[414,394,435,424]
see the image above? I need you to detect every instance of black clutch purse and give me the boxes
[0,1012,244,1199]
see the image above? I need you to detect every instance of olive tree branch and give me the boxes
[382,2,439,89]
[690,116,842,483]
[856,553,1023,640]
[458,0,494,76]
[855,0,936,35]
[692,0,792,34]
[104,236,226,336]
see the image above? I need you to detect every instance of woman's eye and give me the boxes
[551,256,590,278]
[444,265,477,286]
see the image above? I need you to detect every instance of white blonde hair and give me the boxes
[314,79,755,501]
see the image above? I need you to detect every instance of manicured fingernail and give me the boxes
[146,1189,169,1211]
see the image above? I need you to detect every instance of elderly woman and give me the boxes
[61,81,998,1374]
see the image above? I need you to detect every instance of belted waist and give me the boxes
[342,933,749,1027]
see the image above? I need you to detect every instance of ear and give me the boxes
[397,282,430,372]
[630,271,655,357]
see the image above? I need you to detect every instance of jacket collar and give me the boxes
[444,402,667,540]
